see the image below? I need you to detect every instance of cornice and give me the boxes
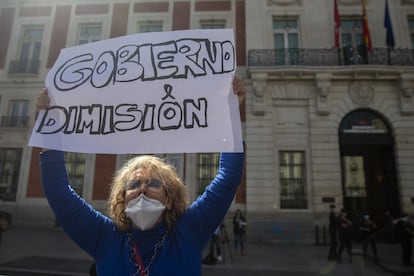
[267,0,303,7]
[338,0,369,5]
[248,67,414,116]
[248,66,412,81]
[401,0,414,6]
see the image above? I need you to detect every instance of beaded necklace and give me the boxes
[127,231,168,276]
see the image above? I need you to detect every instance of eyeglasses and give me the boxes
[125,178,163,193]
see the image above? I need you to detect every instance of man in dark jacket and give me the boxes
[359,214,378,260]
[337,208,353,263]
[328,204,338,260]
[0,212,10,251]
[395,213,414,266]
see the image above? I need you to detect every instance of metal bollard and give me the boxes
[352,248,365,276]
[322,225,327,245]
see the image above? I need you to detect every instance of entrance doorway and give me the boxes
[339,109,400,228]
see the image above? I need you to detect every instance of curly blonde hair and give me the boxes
[108,155,189,232]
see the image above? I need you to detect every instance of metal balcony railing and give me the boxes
[248,47,414,67]
[0,116,29,127]
[8,59,40,74]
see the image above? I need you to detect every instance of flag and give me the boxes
[334,0,341,48]
[361,0,372,50]
[384,0,395,48]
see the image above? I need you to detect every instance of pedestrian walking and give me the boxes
[337,208,353,263]
[328,204,338,260]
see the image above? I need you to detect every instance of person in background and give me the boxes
[203,224,223,265]
[233,209,246,256]
[359,213,379,260]
[337,208,353,263]
[383,210,395,243]
[35,77,245,276]
[0,216,8,250]
[328,204,338,260]
[89,263,97,276]
[395,213,414,266]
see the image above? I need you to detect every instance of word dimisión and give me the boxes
[36,98,208,135]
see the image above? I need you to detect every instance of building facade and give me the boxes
[0,0,247,228]
[246,0,414,242]
[0,0,414,243]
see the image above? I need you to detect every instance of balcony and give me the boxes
[0,116,29,128]
[248,47,414,67]
[8,59,40,74]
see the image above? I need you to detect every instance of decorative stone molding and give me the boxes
[399,73,414,115]
[271,82,308,101]
[338,0,368,5]
[402,0,414,6]
[267,0,303,7]
[251,73,267,115]
[315,73,332,115]
[349,82,375,106]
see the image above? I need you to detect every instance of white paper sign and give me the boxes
[28,29,243,154]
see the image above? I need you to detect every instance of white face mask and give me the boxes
[125,194,166,230]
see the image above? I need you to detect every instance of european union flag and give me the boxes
[384,0,395,48]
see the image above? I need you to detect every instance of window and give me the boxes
[343,156,366,197]
[273,18,299,65]
[137,21,163,33]
[164,154,184,181]
[197,153,219,196]
[200,19,226,29]
[409,18,414,48]
[125,154,184,181]
[341,19,368,64]
[279,151,307,209]
[65,153,86,195]
[1,100,29,127]
[77,24,102,45]
[0,148,22,201]
[9,26,43,74]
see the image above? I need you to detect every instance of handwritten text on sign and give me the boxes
[28,29,243,154]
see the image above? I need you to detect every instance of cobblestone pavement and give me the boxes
[0,226,412,276]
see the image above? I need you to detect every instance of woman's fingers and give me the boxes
[35,88,50,120]
[232,77,246,105]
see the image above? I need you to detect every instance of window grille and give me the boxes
[279,151,307,209]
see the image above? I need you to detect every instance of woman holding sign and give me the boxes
[36,77,245,276]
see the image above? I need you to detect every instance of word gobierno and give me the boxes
[53,38,235,91]
[38,38,234,135]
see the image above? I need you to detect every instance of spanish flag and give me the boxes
[361,0,372,50]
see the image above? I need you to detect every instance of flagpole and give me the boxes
[386,0,391,65]
[338,28,344,65]
[387,47,391,65]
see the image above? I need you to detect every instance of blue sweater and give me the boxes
[40,150,243,276]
